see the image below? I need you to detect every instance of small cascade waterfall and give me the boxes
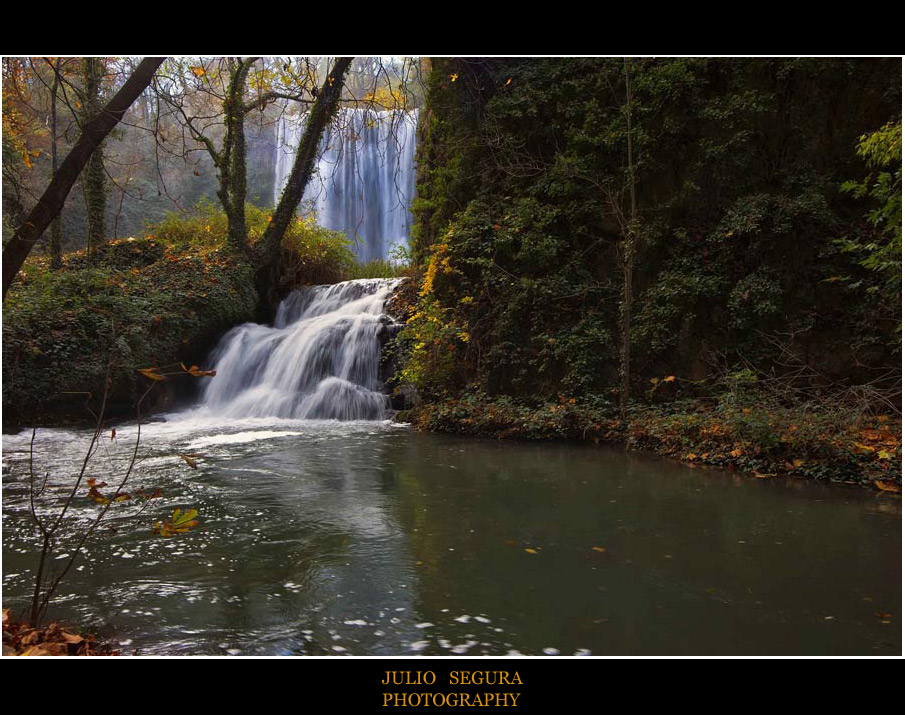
[274,108,419,261]
[200,278,402,421]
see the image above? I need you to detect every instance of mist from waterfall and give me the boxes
[274,108,419,262]
[199,278,402,421]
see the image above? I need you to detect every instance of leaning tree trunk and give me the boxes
[2,57,165,301]
[255,56,354,311]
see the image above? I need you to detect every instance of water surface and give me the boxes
[2,415,900,656]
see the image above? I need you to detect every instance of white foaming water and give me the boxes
[274,108,418,261]
[199,278,401,421]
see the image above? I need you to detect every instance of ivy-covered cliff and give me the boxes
[398,57,901,486]
[407,57,900,399]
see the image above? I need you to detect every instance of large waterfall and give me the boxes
[200,279,402,421]
[274,108,419,262]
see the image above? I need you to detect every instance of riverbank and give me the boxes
[2,610,120,656]
[1,204,362,432]
[400,392,901,491]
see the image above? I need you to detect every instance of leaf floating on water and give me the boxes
[874,480,901,493]
[87,484,109,504]
[178,453,198,469]
[591,546,606,553]
[524,548,538,554]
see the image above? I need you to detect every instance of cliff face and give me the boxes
[407,57,901,403]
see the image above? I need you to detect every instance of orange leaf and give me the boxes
[137,367,165,381]
[87,485,109,504]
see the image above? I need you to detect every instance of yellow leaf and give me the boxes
[591,546,606,553]
[877,450,894,460]
[524,548,538,554]
[137,367,165,381]
[190,66,205,77]
[874,480,901,493]
[663,375,676,383]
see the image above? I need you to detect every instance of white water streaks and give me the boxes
[274,108,418,262]
[200,279,402,421]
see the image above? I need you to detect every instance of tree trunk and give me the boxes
[219,58,254,255]
[81,57,107,253]
[49,60,63,270]
[255,56,353,309]
[2,57,165,301]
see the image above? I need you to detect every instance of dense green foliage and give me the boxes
[406,58,901,406]
[839,120,902,301]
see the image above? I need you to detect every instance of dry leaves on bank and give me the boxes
[2,610,120,656]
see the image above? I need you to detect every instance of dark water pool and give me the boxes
[2,415,900,655]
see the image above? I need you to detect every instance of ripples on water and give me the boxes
[2,413,900,656]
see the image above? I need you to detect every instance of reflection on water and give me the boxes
[2,415,900,655]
